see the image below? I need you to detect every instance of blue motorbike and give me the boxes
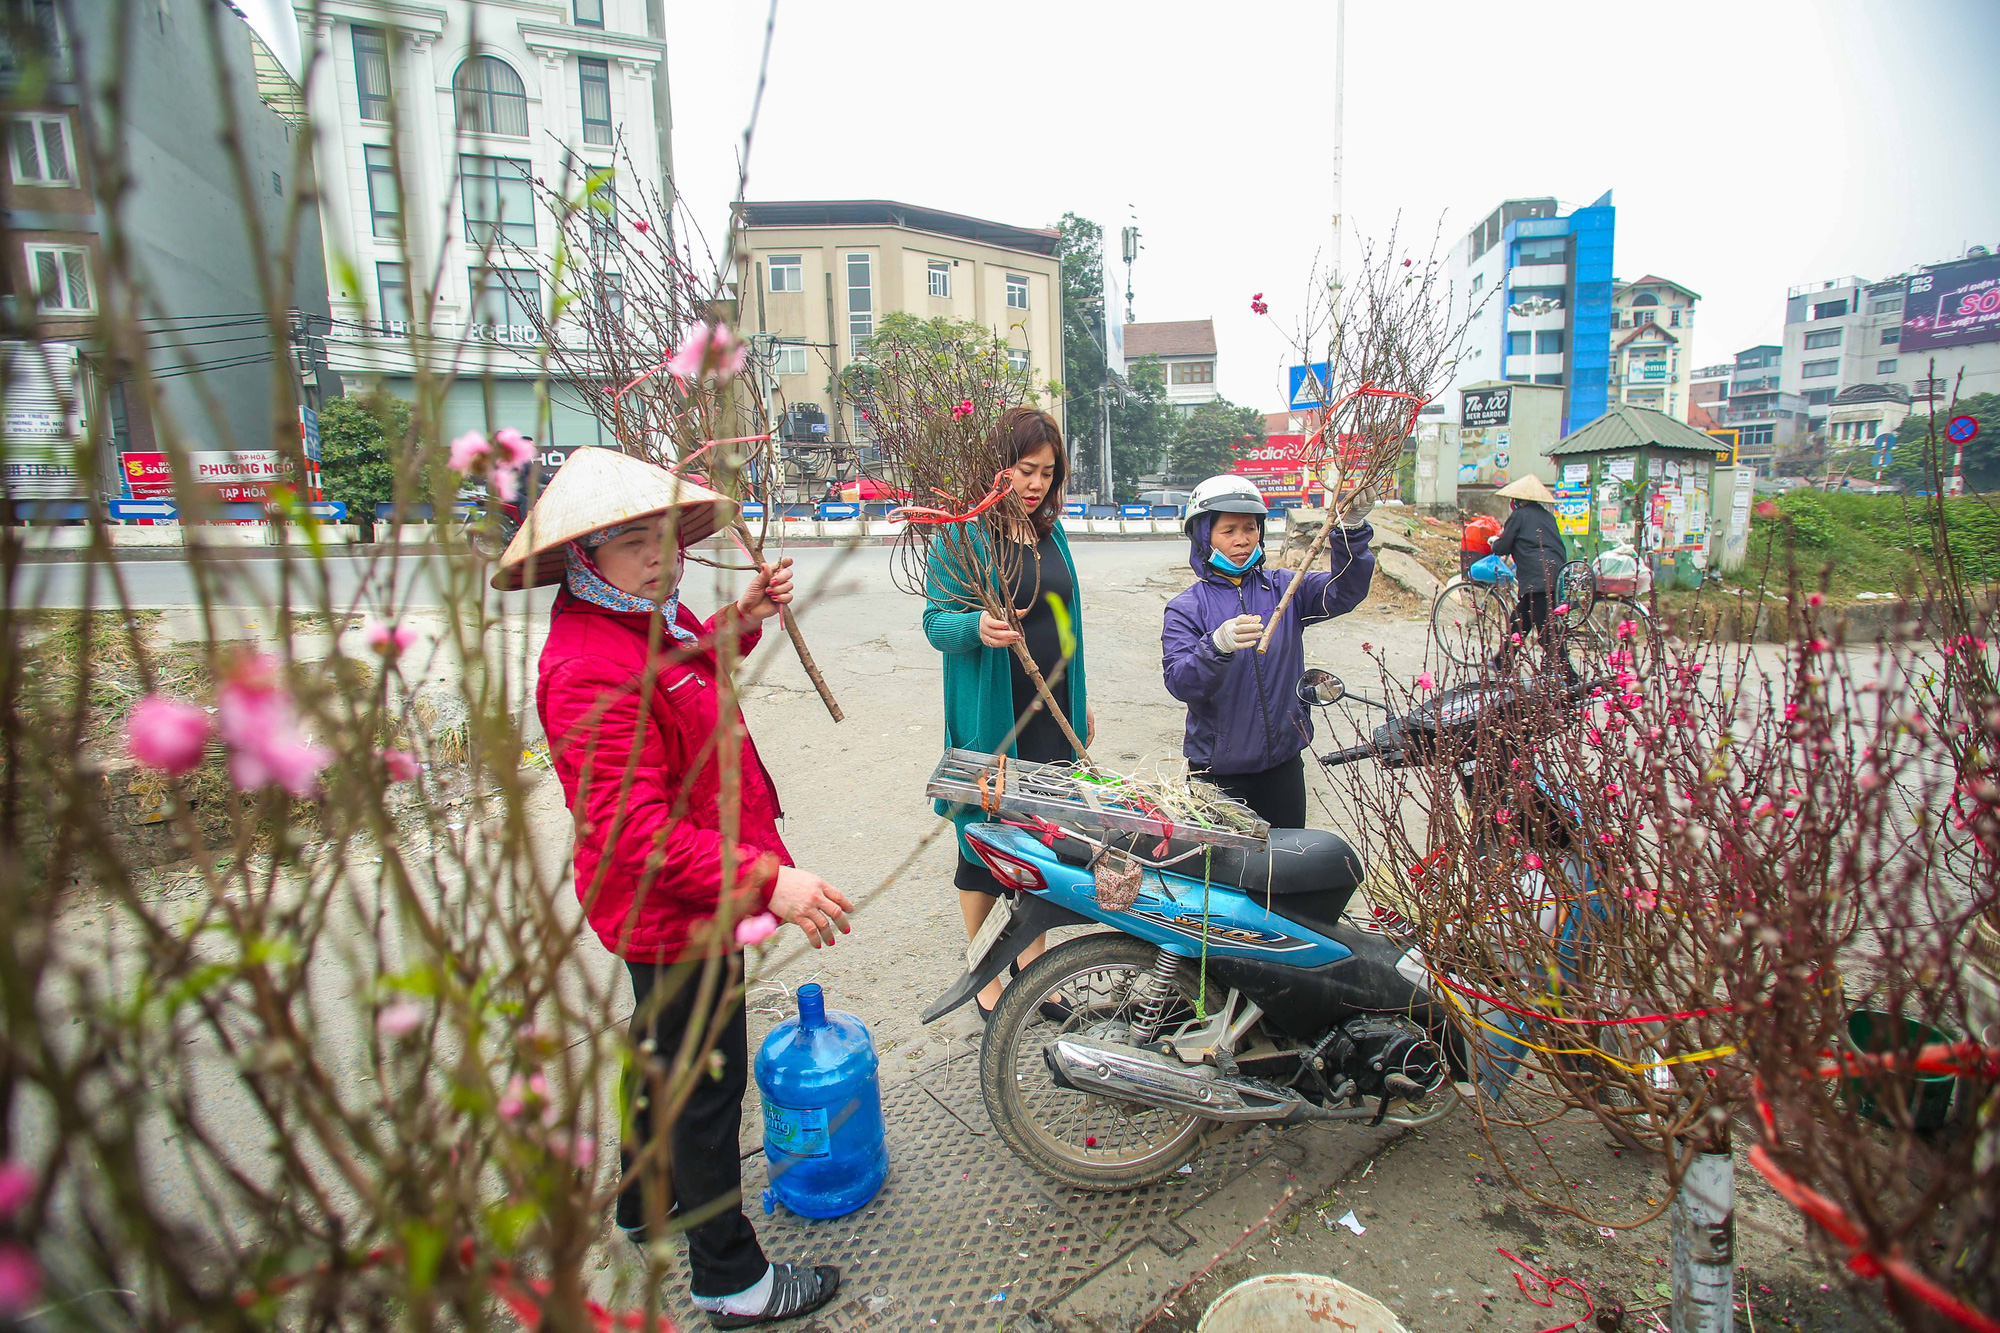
[919,669,1599,1190]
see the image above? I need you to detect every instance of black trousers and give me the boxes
[1505,590,1578,679]
[1205,754,1308,830]
[619,958,770,1298]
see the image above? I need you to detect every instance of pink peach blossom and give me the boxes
[632,218,651,234]
[494,428,535,469]
[1523,853,1543,870]
[0,1163,33,1219]
[492,462,521,503]
[377,1001,425,1039]
[1414,671,1436,690]
[382,749,419,783]
[666,321,746,383]
[128,695,211,774]
[217,658,330,798]
[1808,592,1824,607]
[0,1243,38,1316]
[734,912,779,947]
[363,620,416,658]
[447,431,492,473]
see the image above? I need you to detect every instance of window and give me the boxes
[1635,309,1655,325]
[1008,347,1030,375]
[585,176,617,252]
[26,243,90,312]
[454,56,529,137]
[1535,329,1564,355]
[574,0,604,26]
[1811,299,1849,320]
[1804,388,1836,405]
[771,341,808,376]
[1880,327,1900,345]
[1801,359,1839,379]
[8,113,72,185]
[1869,296,1902,315]
[352,25,390,122]
[1914,377,1947,397]
[364,144,400,238]
[1631,292,1659,306]
[927,261,951,299]
[768,255,802,292]
[1514,237,1565,265]
[588,269,623,320]
[468,266,540,332]
[1876,359,1898,374]
[1669,309,1681,327]
[1470,273,1483,293]
[1169,360,1215,385]
[846,252,872,356]
[1507,331,1532,356]
[579,58,612,146]
[460,154,534,247]
[1740,424,1774,447]
[1534,373,1563,385]
[1804,328,1842,349]
[377,261,409,326]
[0,0,69,85]
[1005,273,1029,309]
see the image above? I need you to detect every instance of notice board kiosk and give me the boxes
[1543,405,1733,588]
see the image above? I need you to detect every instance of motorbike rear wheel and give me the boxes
[981,932,1222,1191]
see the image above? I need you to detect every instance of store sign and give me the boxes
[1903,254,2000,352]
[3,341,88,499]
[121,450,297,501]
[1461,386,1511,428]
[1232,434,1309,475]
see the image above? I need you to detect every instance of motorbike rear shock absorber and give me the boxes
[1126,948,1185,1044]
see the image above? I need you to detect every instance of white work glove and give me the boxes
[1211,614,1263,655]
[1337,485,1377,528]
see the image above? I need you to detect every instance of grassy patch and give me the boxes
[1718,493,1997,601]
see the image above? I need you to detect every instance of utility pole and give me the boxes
[1120,222,1140,326]
[1329,0,1346,317]
[1100,298,1115,505]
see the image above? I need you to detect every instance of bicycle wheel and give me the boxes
[1585,598,1653,668]
[1431,579,1503,669]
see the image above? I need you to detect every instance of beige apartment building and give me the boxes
[1608,276,1700,421]
[735,200,1064,463]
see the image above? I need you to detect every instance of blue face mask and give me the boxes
[1208,545,1264,575]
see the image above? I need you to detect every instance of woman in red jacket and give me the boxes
[506,448,850,1328]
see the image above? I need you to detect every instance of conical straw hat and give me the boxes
[490,447,736,590]
[1494,474,1557,505]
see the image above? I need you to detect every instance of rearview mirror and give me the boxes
[1296,668,1345,707]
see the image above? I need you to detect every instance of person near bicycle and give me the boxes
[1488,475,1577,681]
[1162,474,1375,828]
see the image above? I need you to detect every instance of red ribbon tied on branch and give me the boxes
[889,470,1012,526]
[1301,381,1432,468]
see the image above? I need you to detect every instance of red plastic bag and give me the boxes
[1461,515,1503,553]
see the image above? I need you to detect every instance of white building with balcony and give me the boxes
[1781,276,1908,432]
[1608,276,1698,421]
[294,0,670,454]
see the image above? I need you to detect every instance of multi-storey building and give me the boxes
[1780,276,1909,431]
[1720,344,1804,476]
[296,0,670,451]
[0,0,333,517]
[1688,363,1731,431]
[1608,277,1699,421]
[735,199,1063,486]
[1121,320,1218,415]
[1444,192,1615,439]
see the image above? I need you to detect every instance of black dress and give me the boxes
[955,527,1080,896]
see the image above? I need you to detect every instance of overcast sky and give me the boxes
[240,1,1999,409]
[655,0,1999,410]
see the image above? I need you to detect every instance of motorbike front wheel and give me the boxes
[981,932,1223,1191]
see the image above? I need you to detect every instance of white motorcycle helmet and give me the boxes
[1184,474,1269,536]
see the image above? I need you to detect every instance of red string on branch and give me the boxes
[888,471,1012,525]
[1806,1040,2000,1081]
[1499,1247,1595,1333]
[1748,1143,2000,1333]
[1426,966,1736,1027]
[1300,381,1432,468]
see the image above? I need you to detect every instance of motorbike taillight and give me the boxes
[969,837,1047,892]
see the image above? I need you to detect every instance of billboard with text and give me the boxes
[1902,255,2000,352]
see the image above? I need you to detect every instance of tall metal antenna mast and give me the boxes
[1120,220,1141,325]
[1329,0,1346,314]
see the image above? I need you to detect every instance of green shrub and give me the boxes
[1774,491,1834,546]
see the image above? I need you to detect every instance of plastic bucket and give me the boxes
[1844,1009,1958,1132]
[1199,1274,1409,1333]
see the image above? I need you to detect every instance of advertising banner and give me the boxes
[1554,487,1591,536]
[1902,254,2000,352]
[1461,386,1512,428]
[121,450,295,502]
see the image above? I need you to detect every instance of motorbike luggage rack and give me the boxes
[925,748,1271,852]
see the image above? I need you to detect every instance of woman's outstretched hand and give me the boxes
[769,867,854,948]
[978,610,1022,648]
[735,558,795,623]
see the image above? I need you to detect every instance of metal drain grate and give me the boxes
[649,1049,1271,1331]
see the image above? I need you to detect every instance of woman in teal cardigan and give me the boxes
[924,407,1092,1020]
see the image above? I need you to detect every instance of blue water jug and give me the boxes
[754,983,888,1218]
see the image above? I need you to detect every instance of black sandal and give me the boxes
[1013,961,1074,1024]
[706,1262,841,1329]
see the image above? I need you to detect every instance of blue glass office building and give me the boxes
[1502,192,1615,433]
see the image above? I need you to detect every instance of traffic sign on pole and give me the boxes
[1948,415,1979,444]
[109,500,177,521]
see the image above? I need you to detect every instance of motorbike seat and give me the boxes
[1048,827,1363,933]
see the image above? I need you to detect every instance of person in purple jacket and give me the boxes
[1162,475,1377,829]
